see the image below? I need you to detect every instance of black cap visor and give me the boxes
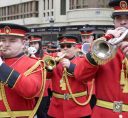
[112,11,128,18]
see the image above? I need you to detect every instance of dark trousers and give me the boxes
[36,96,50,118]
[89,94,97,109]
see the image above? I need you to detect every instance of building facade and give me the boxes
[0,0,113,43]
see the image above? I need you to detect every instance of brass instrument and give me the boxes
[75,50,83,57]
[82,29,128,65]
[44,53,66,70]
[91,37,117,65]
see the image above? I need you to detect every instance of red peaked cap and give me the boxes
[58,34,79,44]
[47,43,59,53]
[0,23,29,37]
[28,35,42,42]
[79,27,95,36]
[109,0,128,18]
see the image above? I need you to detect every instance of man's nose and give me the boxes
[120,19,127,26]
[63,47,68,49]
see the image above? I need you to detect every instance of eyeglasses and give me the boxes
[60,44,72,49]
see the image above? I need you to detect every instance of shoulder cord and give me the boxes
[63,68,94,106]
[0,60,46,118]
[28,61,46,118]
[1,83,15,118]
[120,57,128,93]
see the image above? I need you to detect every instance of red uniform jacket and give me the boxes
[74,49,128,118]
[75,43,95,96]
[47,56,92,118]
[36,52,52,97]
[0,54,43,118]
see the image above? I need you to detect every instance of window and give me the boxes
[0,0,39,21]
[44,0,45,10]
[51,0,53,9]
[69,0,75,9]
[98,0,108,7]
[51,11,53,16]
[47,0,49,9]
[43,13,45,17]
[70,0,88,9]
[76,0,81,8]
[60,0,66,15]
[47,12,49,16]
[82,0,88,8]
[69,0,110,9]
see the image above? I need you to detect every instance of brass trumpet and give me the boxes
[91,37,117,65]
[44,53,66,70]
[83,29,128,65]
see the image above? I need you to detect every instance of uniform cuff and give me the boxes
[86,53,97,65]
[0,63,20,88]
[67,63,76,75]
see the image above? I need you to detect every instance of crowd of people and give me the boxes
[0,0,128,118]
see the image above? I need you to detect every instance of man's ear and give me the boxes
[22,39,26,45]
[22,39,29,47]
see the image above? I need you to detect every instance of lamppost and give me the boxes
[49,18,54,42]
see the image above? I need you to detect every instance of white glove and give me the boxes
[60,58,70,68]
[27,47,37,55]
[105,27,127,38]
[117,41,128,58]
[0,57,3,66]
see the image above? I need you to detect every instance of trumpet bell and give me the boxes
[44,53,67,70]
[44,56,56,70]
[91,37,117,65]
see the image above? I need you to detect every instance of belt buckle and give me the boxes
[113,101,123,112]
[64,93,69,100]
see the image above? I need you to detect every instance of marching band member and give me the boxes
[28,35,52,118]
[0,23,44,118]
[74,0,128,118]
[47,34,92,118]
[79,27,97,109]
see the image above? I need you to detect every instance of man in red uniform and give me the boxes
[80,26,95,44]
[29,35,52,118]
[0,23,44,118]
[74,0,128,118]
[79,27,97,109]
[28,34,43,58]
[47,42,60,54]
[47,34,92,118]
